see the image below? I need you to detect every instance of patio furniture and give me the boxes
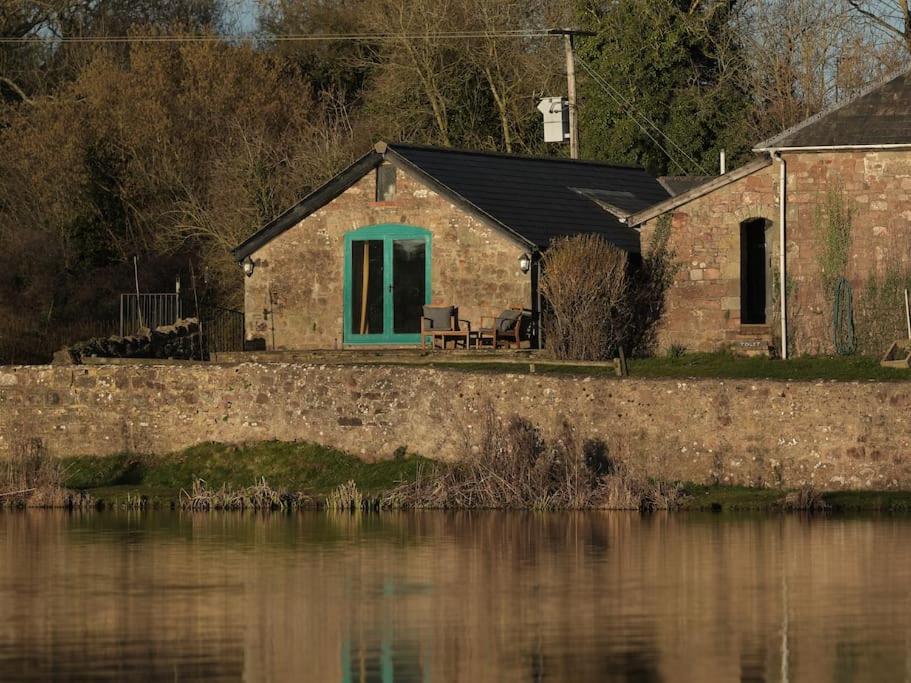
[881,340,911,368]
[476,308,530,349]
[421,305,471,350]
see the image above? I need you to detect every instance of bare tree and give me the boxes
[734,0,905,142]
[847,0,911,54]
[460,0,565,153]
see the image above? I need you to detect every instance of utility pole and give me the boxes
[548,28,594,160]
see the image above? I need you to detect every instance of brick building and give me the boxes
[629,67,911,356]
[233,142,667,350]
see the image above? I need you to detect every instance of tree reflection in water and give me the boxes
[0,511,909,682]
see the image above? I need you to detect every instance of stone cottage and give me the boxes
[628,67,911,357]
[233,142,668,350]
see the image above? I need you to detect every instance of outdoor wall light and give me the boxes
[242,257,255,278]
[518,253,531,274]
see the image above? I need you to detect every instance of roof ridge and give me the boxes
[629,156,773,226]
[386,141,647,172]
[753,63,911,150]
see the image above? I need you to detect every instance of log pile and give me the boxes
[54,318,202,364]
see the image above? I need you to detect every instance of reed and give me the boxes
[325,480,368,511]
[382,414,685,511]
[178,477,312,511]
[784,485,829,512]
[1,437,94,508]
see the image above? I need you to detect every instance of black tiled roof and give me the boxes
[387,143,669,251]
[756,67,911,149]
[233,142,670,260]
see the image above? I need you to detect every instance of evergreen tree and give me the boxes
[576,0,753,175]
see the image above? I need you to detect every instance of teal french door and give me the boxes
[343,225,432,344]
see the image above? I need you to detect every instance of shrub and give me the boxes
[539,221,678,361]
[666,343,687,358]
[539,234,630,361]
[383,413,684,511]
[626,215,679,357]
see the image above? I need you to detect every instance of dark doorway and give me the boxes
[740,218,768,324]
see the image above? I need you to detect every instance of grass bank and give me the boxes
[58,441,430,507]
[683,485,911,512]
[5,439,911,512]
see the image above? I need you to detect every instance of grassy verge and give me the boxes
[681,484,911,512]
[418,352,910,381]
[628,353,910,381]
[60,441,431,506]
[6,440,910,512]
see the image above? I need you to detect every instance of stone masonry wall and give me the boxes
[245,166,532,349]
[640,149,911,355]
[786,150,911,354]
[639,163,779,352]
[2,363,910,490]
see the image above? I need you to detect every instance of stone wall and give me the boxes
[245,166,532,349]
[2,363,910,490]
[640,163,779,352]
[640,149,911,354]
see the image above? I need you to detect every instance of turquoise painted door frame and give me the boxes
[343,224,432,345]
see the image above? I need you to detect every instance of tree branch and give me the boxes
[0,76,33,104]
[847,0,907,41]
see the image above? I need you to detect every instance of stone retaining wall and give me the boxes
[1,363,909,490]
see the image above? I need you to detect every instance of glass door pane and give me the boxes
[350,240,384,336]
[392,239,426,334]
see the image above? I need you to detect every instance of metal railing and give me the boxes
[120,293,182,336]
[200,306,245,355]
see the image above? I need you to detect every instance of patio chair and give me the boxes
[476,308,531,349]
[421,305,471,350]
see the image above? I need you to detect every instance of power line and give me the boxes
[577,59,689,175]
[577,57,712,175]
[0,30,555,45]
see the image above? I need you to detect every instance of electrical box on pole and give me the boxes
[537,97,569,144]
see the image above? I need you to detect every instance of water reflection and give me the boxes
[0,511,910,682]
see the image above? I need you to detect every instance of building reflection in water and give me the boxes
[0,511,910,682]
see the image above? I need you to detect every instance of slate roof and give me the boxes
[388,143,669,251]
[629,157,773,227]
[658,176,715,196]
[755,66,911,150]
[233,142,670,260]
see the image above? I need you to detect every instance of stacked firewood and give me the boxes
[55,319,202,364]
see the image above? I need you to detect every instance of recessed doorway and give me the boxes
[740,218,770,325]
[343,224,431,344]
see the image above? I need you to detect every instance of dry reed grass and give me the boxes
[783,485,829,512]
[179,477,312,511]
[325,480,366,510]
[382,414,685,511]
[1,437,93,509]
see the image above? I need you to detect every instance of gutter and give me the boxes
[754,143,911,153]
[772,151,788,360]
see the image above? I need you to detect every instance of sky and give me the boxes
[222,0,260,34]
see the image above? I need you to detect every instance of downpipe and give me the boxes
[773,151,788,360]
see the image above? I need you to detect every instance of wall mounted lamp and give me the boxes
[518,253,531,274]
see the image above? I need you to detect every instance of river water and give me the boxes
[1,511,909,682]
